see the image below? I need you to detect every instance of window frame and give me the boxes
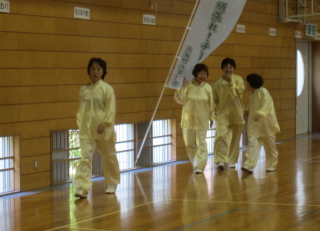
[0,135,20,196]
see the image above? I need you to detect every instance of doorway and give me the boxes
[296,41,311,135]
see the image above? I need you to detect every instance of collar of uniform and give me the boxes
[192,78,205,87]
[89,79,103,86]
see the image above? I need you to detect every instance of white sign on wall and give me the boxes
[315,33,320,40]
[269,28,277,36]
[0,1,10,13]
[295,31,302,39]
[236,24,245,33]
[74,7,90,20]
[143,14,156,25]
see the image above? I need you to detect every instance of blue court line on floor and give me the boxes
[281,213,320,231]
[173,209,238,231]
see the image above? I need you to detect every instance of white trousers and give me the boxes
[244,133,278,168]
[214,123,244,164]
[182,128,208,171]
[73,137,120,194]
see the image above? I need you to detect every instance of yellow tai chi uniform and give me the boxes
[212,74,245,164]
[244,87,280,168]
[175,79,214,171]
[73,79,120,194]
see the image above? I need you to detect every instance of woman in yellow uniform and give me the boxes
[241,73,280,173]
[212,58,245,170]
[175,64,214,174]
[73,58,120,198]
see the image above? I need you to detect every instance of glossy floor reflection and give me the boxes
[1,134,320,230]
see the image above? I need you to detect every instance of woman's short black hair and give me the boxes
[246,73,264,88]
[221,58,236,69]
[192,63,209,77]
[87,58,107,80]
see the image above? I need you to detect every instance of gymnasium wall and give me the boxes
[0,0,300,191]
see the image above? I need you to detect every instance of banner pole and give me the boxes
[135,0,201,165]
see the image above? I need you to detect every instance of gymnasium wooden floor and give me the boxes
[2,133,320,231]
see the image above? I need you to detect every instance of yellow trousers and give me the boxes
[73,137,120,194]
[244,133,278,168]
[214,123,244,164]
[182,128,208,171]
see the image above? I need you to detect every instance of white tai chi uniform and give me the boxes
[73,79,120,194]
[244,87,280,168]
[212,74,245,164]
[175,79,214,171]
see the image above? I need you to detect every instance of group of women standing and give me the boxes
[73,57,280,199]
[175,58,280,175]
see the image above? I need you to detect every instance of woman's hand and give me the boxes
[97,124,105,134]
[183,77,188,87]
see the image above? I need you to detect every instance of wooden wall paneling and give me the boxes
[277,109,296,121]
[20,171,51,191]
[0,120,56,139]
[0,69,19,86]
[0,51,57,68]
[18,102,78,122]
[2,14,57,34]
[58,0,121,8]
[0,105,19,123]
[56,19,121,38]
[244,0,278,15]
[274,99,296,110]
[279,119,295,131]
[0,32,18,49]
[107,69,150,84]
[20,154,51,175]
[16,69,87,86]
[176,147,188,161]
[250,57,295,69]
[0,86,57,105]
[53,118,77,131]
[240,11,279,25]
[18,34,91,52]
[269,89,295,101]
[20,137,51,157]
[56,86,80,102]
[112,83,171,99]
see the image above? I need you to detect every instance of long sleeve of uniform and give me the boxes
[247,87,280,137]
[175,79,214,130]
[100,88,116,128]
[76,88,83,128]
[174,86,187,105]
[77,80,116,140]
[212,74,245,125]
[227,76,245,99]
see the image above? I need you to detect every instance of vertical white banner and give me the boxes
[167,0,247,89]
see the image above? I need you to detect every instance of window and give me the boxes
[206,122,216,154]
[0,136,19,195]
[135,119,174,166]
[115,124,135,170]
